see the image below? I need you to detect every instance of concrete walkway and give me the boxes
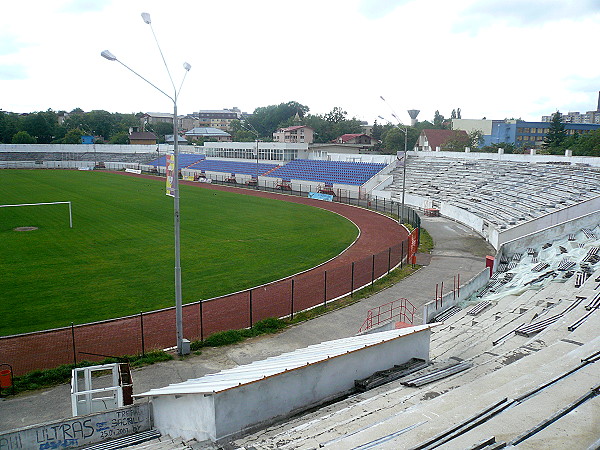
[0,215,494,432]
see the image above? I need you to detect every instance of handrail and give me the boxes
[359,298,416,333]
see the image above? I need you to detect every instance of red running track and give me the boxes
[0,173,409,375]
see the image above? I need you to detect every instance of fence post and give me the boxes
[401,241,404,268]
[351,262,355,297]
[324,270,327,308]
[458,273,460,298]
[249,289,253,329]
[199,301,204,342]
[371,254,375,287]
[290,279,295,320]
[454,276,457,300]
[71,322,77,366]
[441,281,444,307]
[388,247,391,274]
[140,311,145,356]
[435,284,438,309]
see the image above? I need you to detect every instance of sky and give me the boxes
[1,0,599,125]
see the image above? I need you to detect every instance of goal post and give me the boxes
[0,201,73,228]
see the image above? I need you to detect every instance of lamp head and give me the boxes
[101,50,117,61]
[183,62,191,71]
[380,95,385,101]
[141,12,151,24]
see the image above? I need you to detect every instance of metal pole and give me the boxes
[249,289,253,328]
[351,262,355,297]
[140,311,145,356]
[71,322,77,366]
[255,139,259,189]
[401,128,407,224]
[199,301,204,341]
[324,270,327,308]
[371,254,375,287]
[290,279,295,320]
[173,102,185,356]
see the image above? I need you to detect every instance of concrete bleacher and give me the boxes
[386,156,600,231]
[229,266,600,449]
[0,151,157,164]
[266,159,387,186]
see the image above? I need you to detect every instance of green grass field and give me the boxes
[0,170,358,336]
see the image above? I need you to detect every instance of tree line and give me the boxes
[0,108,140,145]
[541,111,600,157]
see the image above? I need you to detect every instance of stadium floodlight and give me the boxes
[239,115,261,189]
[378,105,409,224]
[101,13,192,356]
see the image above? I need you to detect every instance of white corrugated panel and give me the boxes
[137,325,434,397]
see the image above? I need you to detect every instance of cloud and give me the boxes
[0,34,29,56]
[0,65,27,80]
[358,0,413,19]
[565,75,600,92]
[455,0,600,33]
[60,0,112,13]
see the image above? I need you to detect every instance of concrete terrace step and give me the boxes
[229,269,600,449]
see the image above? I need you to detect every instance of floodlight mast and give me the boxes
[239,115,261,189]
[378,99,409,224]
[101,13,192,356]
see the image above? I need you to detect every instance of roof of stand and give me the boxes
[136,325,436,397]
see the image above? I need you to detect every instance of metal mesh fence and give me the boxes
[0,191,419,376]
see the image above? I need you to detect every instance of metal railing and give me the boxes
[359,298,417,333]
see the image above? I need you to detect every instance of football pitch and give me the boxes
[0,170,358,336]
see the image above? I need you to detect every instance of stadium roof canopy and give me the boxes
[137,325,436,397]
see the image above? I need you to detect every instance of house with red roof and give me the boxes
[334,134,379,145]
[415,129,470,151]
[273,125,314,144]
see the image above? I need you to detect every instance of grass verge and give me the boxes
[5,351,173,395]
[190,260,422,351]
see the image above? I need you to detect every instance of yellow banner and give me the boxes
[165,153,175,197]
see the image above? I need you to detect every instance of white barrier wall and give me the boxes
[498,210,600,258]
[0,143,185,154]
[398,192,599,250]
[422,268,491,324]
[407,150,600,167]
[0,404,151,449]
[148,327,434,443]
[495,196,600,247]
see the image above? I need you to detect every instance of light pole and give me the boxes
[101,13,191,356]
[239,117,260,189]
[378,112,408,223]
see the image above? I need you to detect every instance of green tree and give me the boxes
[468,129,484,149]
[0,111,22,143]
[109,131,129,144]
[23,111,56,143]
[371,120,384,141]
[62,128,85,144]
[442,130,471,151]
[543,111,567,151]
[571,129,600,156]
[147,121,174,143]
[12,130,36,144]
[324,107,347,123]
[433,110,446,129]
[248,101,309,137]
